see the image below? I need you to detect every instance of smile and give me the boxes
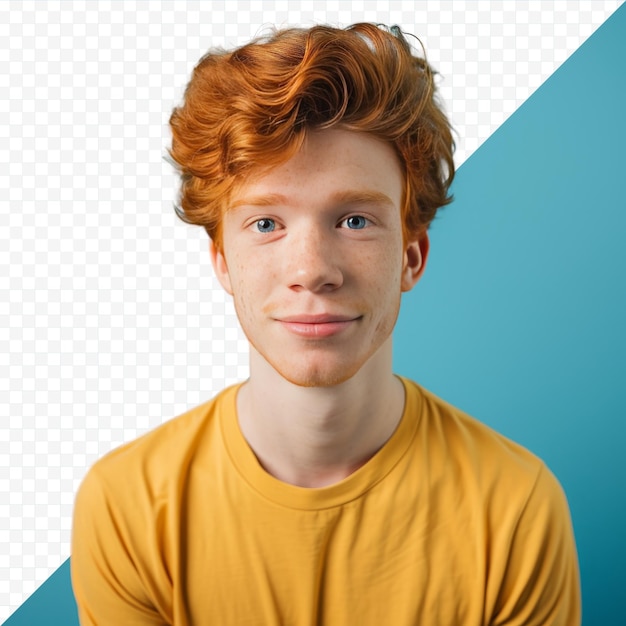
[276,315,361,338]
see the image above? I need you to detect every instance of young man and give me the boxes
[71,23,581,625]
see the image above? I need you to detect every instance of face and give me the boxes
[211,128,428,387]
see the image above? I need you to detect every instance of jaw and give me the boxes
[246,329,396,390]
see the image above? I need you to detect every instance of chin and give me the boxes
[273,358,364,388]
[282,371,353,388]
[248,337,383,389]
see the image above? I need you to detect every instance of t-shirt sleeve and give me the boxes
[489,463,581,626]
[71,464,170,626]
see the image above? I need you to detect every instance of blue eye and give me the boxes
[342,215,368,230]
[254,218,275,233]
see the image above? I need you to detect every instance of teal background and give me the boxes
[396,5,626,625]
[3,560,75,626]
[4,5,625,625]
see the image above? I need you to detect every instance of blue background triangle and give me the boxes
[5,4,626,624]
[395,4,626,624]
[3,559,76,626]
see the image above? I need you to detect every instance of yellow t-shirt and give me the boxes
[71,378,581,625]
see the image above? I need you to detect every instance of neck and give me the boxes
[236,339,405,488]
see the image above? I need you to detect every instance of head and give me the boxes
[168,23,455,250]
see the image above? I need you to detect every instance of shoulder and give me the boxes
[71,388,240,624]
[401,377,571,528]
[402,379,581,622]
[404,377,546,480]
[71,384,241,617]
[76,384,239,509]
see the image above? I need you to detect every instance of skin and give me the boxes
[210,128,428,487]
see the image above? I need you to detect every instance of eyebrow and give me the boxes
[229,189,397,210]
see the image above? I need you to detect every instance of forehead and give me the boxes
[228,128,404,211]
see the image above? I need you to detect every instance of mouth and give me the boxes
[275,314,362,338]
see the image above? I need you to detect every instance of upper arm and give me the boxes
[490,464,581,626]
[71,466,171,626]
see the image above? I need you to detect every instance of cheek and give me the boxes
[232,272,252,318]
[369,248,404,324]
[371,246,404,292]
[224,253,249,314]
[229,255,275,321]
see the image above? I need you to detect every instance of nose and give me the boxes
[286,226,344,293]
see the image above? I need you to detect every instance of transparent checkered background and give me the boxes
[1,0,622,619]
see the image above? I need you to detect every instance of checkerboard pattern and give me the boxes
[1,0,621,619]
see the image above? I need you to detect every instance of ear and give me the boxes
[400,232,429,293]
[209,240,234,295]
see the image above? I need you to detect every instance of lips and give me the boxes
[279,314,357,323]
[276,314,361,338]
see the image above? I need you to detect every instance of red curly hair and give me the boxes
[169,23,455,248]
